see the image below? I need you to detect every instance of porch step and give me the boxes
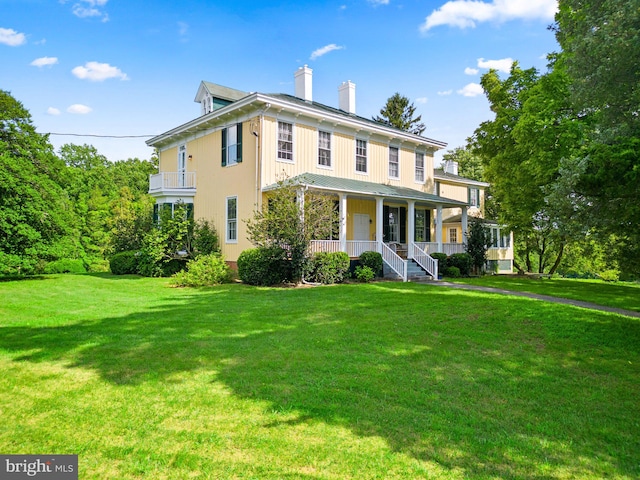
[382,260,433,281]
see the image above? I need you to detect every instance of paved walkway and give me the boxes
[421,280,640,318]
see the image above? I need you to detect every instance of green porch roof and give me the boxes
[263,173,468,208]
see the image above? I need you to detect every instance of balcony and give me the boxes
[149,172,196,198]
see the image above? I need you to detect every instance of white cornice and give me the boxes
[147,93,448,151]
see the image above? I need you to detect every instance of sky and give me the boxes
[1,0,559,165]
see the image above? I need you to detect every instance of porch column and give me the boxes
[436,205,443,252]
[339,193,347,253]
[461,206,468,246]
[376,196,384,253]
[296,188,305,223]
[407,200,415,259]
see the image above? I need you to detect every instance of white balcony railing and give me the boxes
[149,172,196,192]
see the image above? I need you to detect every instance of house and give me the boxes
[146,66,513,280]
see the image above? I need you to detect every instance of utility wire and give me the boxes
[42,132,155,138]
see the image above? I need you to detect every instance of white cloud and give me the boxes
[310,44,345,60]
[457,83,484,97]
[67,104,93,114]
[477,57,513,73]
[71,0,109,22]
[178,22,189,36]
[367,0,390,5]
[0,28,27,46]
[438,90,453,96]
[420,0,557,32]
[47,107,61,116]
[72,61,129,81]
[415,97,428,104]
[464,67,479,75]
[31,56,59,67]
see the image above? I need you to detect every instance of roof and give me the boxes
[434,168,489,187]
[148,85,448,150]
[443,213,499,225]
[194,81,248,103]
[265,93,447,148]
[264,173,468,208]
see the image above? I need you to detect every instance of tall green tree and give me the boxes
[471,60,587,273]
[554,0,640,275]
[0,90,77,274]
[373,93,426,135]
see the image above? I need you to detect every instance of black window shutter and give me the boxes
[186,203,194,220]
[221,128,227,166]
[236,123,243,163]
[383,205,390,242]
[400,207,407,243]
[153,203,159,224]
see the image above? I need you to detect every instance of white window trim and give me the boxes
[276,120,295,164]
[226,196,238,244]
[388,145,400,180]
[449,227,458,243]
[355,137,368,175]
[317,130,333,170]
[225,123,240,167]
[414,151,425,184]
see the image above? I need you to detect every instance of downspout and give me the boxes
[255,103,271,209]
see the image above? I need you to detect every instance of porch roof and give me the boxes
[444,213,500,225]
[264,173,468,208]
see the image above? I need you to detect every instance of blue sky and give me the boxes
[1,0,558,164]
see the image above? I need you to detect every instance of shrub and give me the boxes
[444,266,461,278]
[306,251,350,284]
[109,251,139,275]
[354,265,375,283]
[192,219,220,257]
[43,258,86,274]
[431,252,448,271]
[448,253,472,276]
[237,247,291,286]
[598,269,620,282]
[359,251,383,276]
[172,253,232,287]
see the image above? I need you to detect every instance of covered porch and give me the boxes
[265,173,469,281]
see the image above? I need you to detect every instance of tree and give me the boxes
[246,177,339,283]
[373,93,426,135]
[465,218,491,275]
[470,60,587,274]
[0,90,76,274]
[442,146,484,181]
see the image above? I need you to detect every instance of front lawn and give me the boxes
[0,274,639,479]
[450,275,640,312]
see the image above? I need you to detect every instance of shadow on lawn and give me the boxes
[1,282,639,478]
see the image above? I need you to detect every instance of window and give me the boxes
[277,121,293,161]
[226,196,237,242]
[389,146,399,178]
[415,152,425,183]
[318,131,331,167]
[222,123,242,166]
[414,209,430,242]
[356,139,367,173]
[469,187,480,207]
[178,144,187,186]
[449,228,458,243]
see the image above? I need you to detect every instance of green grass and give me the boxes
[1,274,639,479]
[449,275,640,312]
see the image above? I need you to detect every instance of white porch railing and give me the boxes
[411,243,438,279]
[416,242,466,256]
[149,172,196,192]
[309,240,341,253]
[381,242,407,282]
[346,241,378,257]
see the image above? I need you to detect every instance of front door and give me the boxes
[354,214,370,241]
[178,144,187,187]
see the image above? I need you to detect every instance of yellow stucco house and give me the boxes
[146,67,513,280]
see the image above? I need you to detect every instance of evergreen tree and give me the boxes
[373,93,426,135]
